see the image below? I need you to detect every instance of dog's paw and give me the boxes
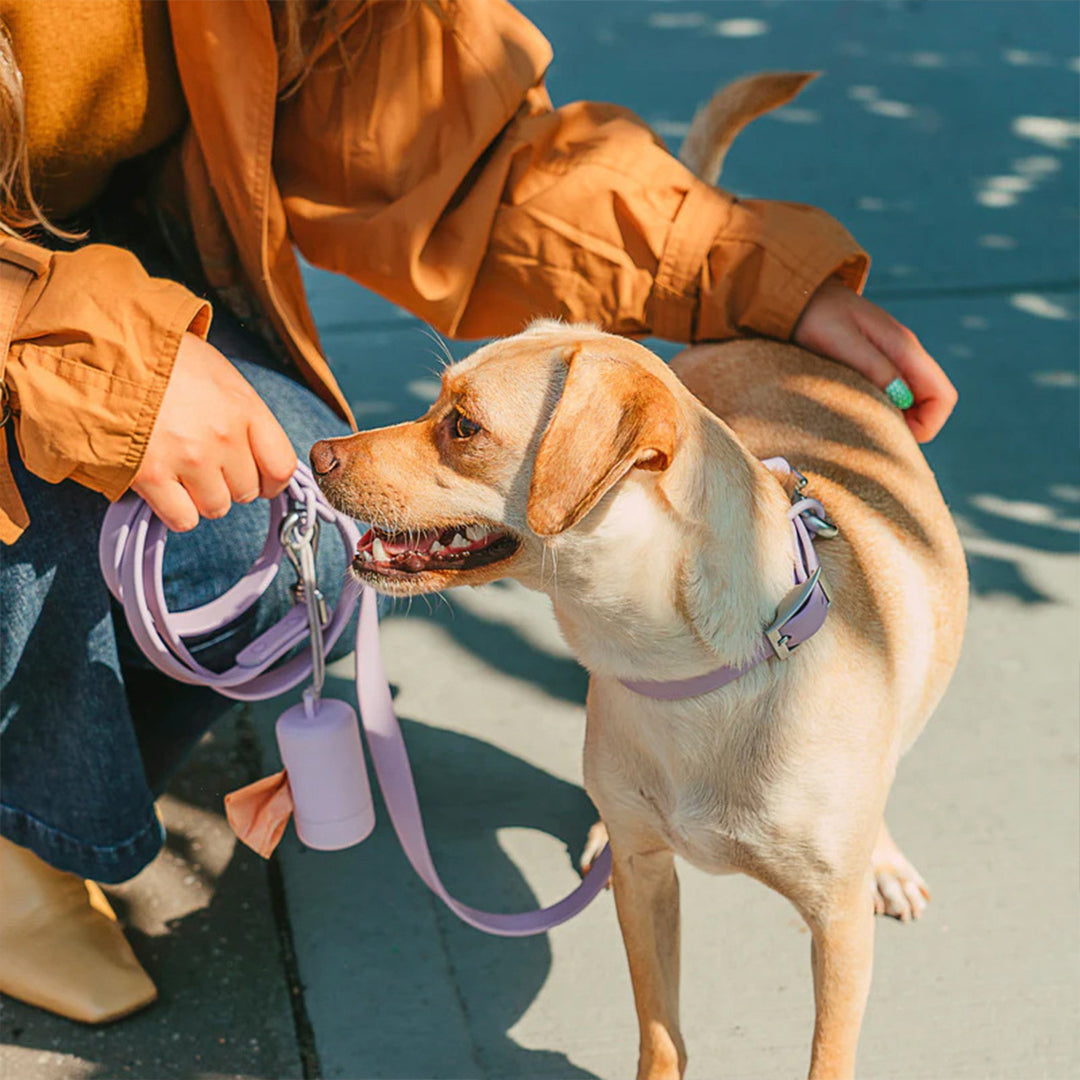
[580,821,612,887]
[871,825,930,922]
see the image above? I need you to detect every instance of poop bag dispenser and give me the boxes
[224,509,374,857]
[275,689,375,850]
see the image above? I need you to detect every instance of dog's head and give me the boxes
[311,322,689,600]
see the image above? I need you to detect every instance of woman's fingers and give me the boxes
[857,307,958,442]
[820,317,900,391]
[794,280,958,443]
[248,410,298,498]
[180,467,233,521]
[132,477,200,533]
[223,452,262,505]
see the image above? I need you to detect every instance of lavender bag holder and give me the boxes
[276,692,375,850]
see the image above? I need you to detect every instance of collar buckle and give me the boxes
[764,565,829,660]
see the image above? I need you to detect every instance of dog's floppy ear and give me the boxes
[527,349,677,538]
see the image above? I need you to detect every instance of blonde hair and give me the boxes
[0,0,374,238]
[0,21,61,238]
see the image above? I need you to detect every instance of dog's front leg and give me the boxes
[804,879,875,1080]
[611,840,686,1080]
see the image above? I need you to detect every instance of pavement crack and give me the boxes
[429,888,489,1080]
[236,706,324,1080]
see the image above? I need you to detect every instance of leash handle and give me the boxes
[100,464,360,700]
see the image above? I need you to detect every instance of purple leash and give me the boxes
[100,464,612,937]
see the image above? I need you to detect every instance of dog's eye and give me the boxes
[451,410,482,439]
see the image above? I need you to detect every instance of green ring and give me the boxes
[885,377,914,410]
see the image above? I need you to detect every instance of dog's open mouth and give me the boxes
[353,523,520,578]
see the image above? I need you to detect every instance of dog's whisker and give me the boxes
[417,324,455,370]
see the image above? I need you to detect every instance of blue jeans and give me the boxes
[0,318,350,883]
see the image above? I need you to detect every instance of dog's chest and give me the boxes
[587,691,789,875]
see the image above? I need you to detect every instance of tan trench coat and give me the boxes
[0,0,868,543]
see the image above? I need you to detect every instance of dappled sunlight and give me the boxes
[646,10,769,39]
[770,106,820,124]
[1012,115,1080,150]
[976,155,1060,207]
[650,118,691,139]
[712,18,769,39]
[905,51,949,69]
[978,233,1018,249]
[1032,370,1080,388]
[847,84,918,121]
[1010,292,1074,319]
[1003,49,1055,67]
[866,99,916,119]
[970,494,1080,533]
[406,377,441,402]
[647,11,707,31]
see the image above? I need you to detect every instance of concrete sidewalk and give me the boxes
[2,2,1077,1078]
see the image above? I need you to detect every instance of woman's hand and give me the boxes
[132,333,297,531]
[793,279,957,442]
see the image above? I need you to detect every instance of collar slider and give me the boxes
[764,565,829,660]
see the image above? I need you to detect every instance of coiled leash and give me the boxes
[100,464,612,937]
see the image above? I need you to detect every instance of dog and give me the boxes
[309,75,967,1080]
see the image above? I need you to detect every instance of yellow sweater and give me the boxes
[0,0,187,216]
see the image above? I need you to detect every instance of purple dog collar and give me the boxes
[618,460,835,701]
[101,466,611,937]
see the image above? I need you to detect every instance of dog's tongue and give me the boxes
[380,528,440,556]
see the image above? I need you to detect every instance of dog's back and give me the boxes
[675,76,967,744]
[672,339,968,749]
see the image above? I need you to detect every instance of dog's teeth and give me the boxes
[430,540,445,554]
[448,532,468,549]
[361,549,373,562]
[464,525,485,542]
[371,537,388,562]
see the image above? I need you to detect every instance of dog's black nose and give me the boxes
[309,440,341,477]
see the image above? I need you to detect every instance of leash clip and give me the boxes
[280,507,328,699]
[281,509,329,626]
[788,466,839,539]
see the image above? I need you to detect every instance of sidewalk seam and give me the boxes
[429,890,489,1080]
[237,706,323,1080]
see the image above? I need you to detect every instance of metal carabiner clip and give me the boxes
[280,510,329,627]
[280,506,330,700]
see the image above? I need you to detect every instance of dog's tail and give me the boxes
[678,72,819,185]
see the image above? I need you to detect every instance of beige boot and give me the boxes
[0,835,157,1023]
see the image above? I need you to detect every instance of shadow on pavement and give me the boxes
[353,716,602,1080]
[0,711,305,1080]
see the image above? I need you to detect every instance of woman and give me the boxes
[0,0,955,1023]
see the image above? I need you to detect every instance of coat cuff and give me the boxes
[6,244,211,501]
[75,289,212,499]
[650,183,869,344]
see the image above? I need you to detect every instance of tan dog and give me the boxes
[310,78,967,1080]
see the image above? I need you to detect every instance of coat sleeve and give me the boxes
[273,0,868,343]
[2,237,210,500]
